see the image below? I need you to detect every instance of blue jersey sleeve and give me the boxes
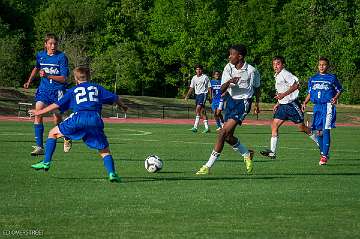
[59,53,69,78]
[307,77,312,94]
[99,86,119,104]
[333,75,343,93]
[35,52,41,69]
[56,90,73,112]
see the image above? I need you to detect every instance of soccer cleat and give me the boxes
[31,161,50,171]
[202,128,210,133]
[30,146,44,156]
[319,155,328,165]
[63,139,72,153]
[260,149,276,159]
[216,127,222,131]
[195,165,210,175]
[243,150,254,174]
[109,172,121,182]
[191,127,198,133]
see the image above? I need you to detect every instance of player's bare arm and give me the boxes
[330,91,341,104]
[220,77,240,93]
[302,94,311,112]
[184,87,193,100]
[29,103,60,116]
[116,97,128,112]
[24,68,39,88]
[254,87,261,114]
[274,82,299,100]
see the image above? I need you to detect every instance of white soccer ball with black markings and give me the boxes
[145,155,163,173]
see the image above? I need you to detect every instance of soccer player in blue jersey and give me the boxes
[210,71,224,131]
[302,57,342,165]
[196,44,260,175]
[24,33,72,156]
[29,66,128,182]
[260,56,318,159]
[184,64,212,133]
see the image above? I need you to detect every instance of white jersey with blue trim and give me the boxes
[190,74,210,95]
[221,62,260,100]
[275,68,299,104]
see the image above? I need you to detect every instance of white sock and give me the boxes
[205,150,220,168]
[194,115,200,128]
[232,140,249,157]
[203,120,209,129]
[270,136,278,153]
[309,132,319,147]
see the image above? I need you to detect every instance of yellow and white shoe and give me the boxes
[195,165,210,175]
[243,150,254,174]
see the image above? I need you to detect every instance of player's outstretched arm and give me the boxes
[302,94,311,112]
[184,88,193,100]
[116,97,128,112]
[29,103,60,116]
[253,87,261,114]
[24,68,39,89]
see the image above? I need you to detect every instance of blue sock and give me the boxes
[322,129,331,157]
[43,138,57,163]
[317,133,324,155]
[34,124,44,147]
[103,155,115,175]
[215,119,222,128]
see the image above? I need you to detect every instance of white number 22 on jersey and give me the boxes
[75,86,99,104]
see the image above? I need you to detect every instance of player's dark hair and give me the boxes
[272,55,286,65]
[194,64,203,70]
[212,70,221,75]
[319,56,329,65]
[44,33,59,43]
[230,44,247,57]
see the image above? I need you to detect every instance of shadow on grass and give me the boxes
[50,175,289,183]
[50,171,360,183]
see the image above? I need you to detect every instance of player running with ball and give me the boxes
[196,44,261,175]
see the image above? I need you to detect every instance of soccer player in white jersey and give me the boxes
[196,44,260,175]
[185,64,211,133]
[260,56,318,159]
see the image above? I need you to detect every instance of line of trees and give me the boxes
[1,0,360,104]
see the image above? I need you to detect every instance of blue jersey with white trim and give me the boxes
[36,50,69,91]
[56,82,118,113]
[210,79,222,102]
[307,73,342,104]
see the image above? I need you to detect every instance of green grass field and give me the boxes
[1,121,360,238]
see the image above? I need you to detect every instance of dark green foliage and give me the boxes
[0,0,360,103]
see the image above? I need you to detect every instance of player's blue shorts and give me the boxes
[35,88,65,106]
[195,93,207,106]
[58,111,109,150]
[311,103,336,130]
[274,100,304,124]
[224,97,252,125]
[212,100,223,112]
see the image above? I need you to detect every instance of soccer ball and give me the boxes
[145,155,163,173]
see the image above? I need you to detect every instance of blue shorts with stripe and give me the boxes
[311,103,336,130]
[59,111,109,150]
[273,100,304,124]
[35,88,65,106]
[195,93,207,106]
[224,97,252,125]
